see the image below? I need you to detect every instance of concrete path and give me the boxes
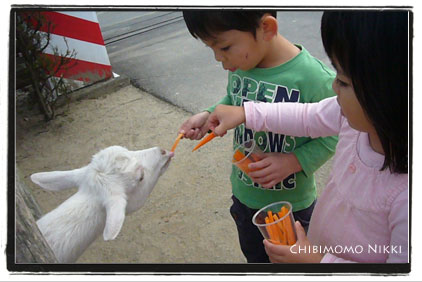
[98,11,332,114]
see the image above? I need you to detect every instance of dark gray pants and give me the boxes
[230,195,316,263]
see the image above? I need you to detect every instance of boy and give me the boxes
[179,10,338,263]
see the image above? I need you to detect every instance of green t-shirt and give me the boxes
[206,45,338,211]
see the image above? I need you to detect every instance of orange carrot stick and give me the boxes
[267,210,274,221]
[267,211,282,243]
[171,133,184,152]
[233,150,246,162]
[232,150,255,173]
[277,211,284,219]
[192,132,216,152]
[232,149,262,174]
[281,219,294,246]
[265,217,276,242]
[266,212,275,239]
[280,206,297,245]
[273,214,287,245]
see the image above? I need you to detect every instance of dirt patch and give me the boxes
[15,84,331,263]
[16,85,245,263]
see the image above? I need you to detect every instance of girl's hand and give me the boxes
[179,111,210,140]
[248,153,302,189]
[264,221,324,263]
[207,105,246,136]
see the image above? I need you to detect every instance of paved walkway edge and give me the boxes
[55,75,131,108]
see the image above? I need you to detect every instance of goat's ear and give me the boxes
[30,167,86,191]
[103,195,127,241]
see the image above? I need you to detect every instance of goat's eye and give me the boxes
[160,149,166,155]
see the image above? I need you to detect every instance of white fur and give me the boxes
[30,145,173,263]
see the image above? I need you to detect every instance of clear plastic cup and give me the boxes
[252,201,297,245]
[232,139,263,176]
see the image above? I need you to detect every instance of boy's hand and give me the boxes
[248,153,302,189]
[179,111,210,140]
[207,105,246,136]
[263,221,324,263]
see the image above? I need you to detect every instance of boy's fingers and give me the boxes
[183,131,191,139]
[200,127,210,137]
[193,128,203,140]
[248,160,270,172]
[184,129,197,139]
[250,173,271,184]
[262,180,277,189]
[178,129,186,137]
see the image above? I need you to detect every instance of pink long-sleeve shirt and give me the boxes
[244,97,408,263]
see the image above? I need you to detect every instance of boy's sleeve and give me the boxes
[293,135,337,178]
[204,95,232,113]
[293,73,338,178]
[204,73,233,113]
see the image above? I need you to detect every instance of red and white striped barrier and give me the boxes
[33,11,113,89]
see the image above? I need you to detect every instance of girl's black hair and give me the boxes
[321,11,409,174]
[183,10,277,40]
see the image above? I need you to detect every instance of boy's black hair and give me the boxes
[183,10,277,40]
[321,11,409,174]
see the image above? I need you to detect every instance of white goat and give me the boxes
[30,145,173,263]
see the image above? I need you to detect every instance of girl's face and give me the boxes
[331,59,375,133]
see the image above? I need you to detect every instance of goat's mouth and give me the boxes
[164,157,172,168]
[160,156,172,173]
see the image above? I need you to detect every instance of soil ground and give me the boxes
[15,85,332,263]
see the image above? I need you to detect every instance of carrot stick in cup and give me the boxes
[171,133,184,152]
[280,206,297,245]
[248,153,261,162]
[271,214,282,244]
[273,214,287,245]
[233,150,262,174]
[192,132,216,152]
[266,212,278,242]
[265,217,276,242]
[267,211,282,243]
[233,150,246,162]
[277,211,284,219]
[267,210,274,221]
[281,219,294,246]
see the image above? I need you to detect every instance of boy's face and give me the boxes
[201,29,267,72]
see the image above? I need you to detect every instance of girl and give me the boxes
[207,11,409,263]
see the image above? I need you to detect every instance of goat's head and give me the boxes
[30,145,174,241]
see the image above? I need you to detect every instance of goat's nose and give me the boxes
[160,148,174,157]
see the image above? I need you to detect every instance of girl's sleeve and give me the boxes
[244,96,342,138]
